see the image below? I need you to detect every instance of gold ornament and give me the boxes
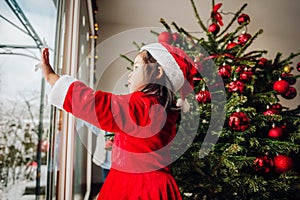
[283,65,291,73]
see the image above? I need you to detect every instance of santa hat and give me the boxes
[140,42,197,112]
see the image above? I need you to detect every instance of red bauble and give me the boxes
[238,13,250,25]
[297,61,300,72]
[228,80,245,93]
[268,126,284,139]
[282,86,297,99]
[258,57,269,67]
[228,111,250,131]
[208,23,220,35]
[270,103,282,111]
[281,124,288,131]
[218,64,231,79]
[239,71,253,82]
[196,90,211,103]
[273,155,294,174]
[273,79,290,95]
[158,31,173,44]
[281,73,296,85]
[254,155,273,173]
[235,65,246,73]
[226,41,238,50]
[238,33,251,46]
[172,32,182,44]
[263,108,279,116]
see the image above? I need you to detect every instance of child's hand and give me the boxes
[105,139,113,151]
[41,48,50,67]
[40,48,59,86]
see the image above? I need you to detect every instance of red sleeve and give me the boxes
[62,81,159,134]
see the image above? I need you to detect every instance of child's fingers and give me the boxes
[41,48,46,61]
[42,48,49,64]
[44,48,48,61]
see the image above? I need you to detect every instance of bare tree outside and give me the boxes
[0,93,50,194]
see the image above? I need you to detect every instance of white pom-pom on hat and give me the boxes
[176,98,190,113]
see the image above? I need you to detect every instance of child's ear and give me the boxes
[156,66,164,79]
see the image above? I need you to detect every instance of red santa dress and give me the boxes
[48,75,182,200]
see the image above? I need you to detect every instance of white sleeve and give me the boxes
[92,129,107,166]
[48,75,77,109]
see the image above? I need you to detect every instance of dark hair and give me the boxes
[139,50,176,110]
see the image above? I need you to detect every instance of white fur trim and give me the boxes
[140,43,184,92]
[48,75,77,109]
[176,98,190,113]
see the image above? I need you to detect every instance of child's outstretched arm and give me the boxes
[40,48,60,86]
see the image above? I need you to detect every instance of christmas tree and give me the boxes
[144,0,300,199]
